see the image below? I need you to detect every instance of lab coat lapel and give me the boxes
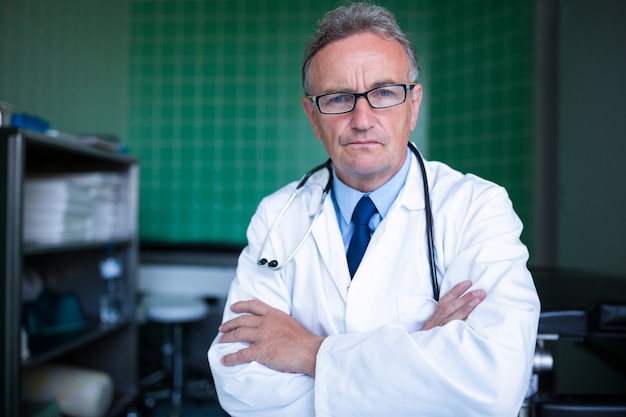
[356,153,426,264]
[400,153,427,211]
[310,194,351,301]
[344,155,431,330]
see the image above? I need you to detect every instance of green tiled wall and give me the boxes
[0,0,544,257]
[0,0,128,137]
[128,0,534,252]
[127,0,432,245]
[429,1,535,250]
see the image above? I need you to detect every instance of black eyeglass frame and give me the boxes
[306,82,417,115]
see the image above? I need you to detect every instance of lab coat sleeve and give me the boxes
[314,183,540,417]
[207,196,317,417]
[209,170,540,417]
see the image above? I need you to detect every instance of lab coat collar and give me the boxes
[307,149,429,294]
[303,148,429,221]
[303,147,427,217]
[303,164,333,217]
[400,147,427,212]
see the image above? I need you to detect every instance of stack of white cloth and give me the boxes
[24,173,125,244]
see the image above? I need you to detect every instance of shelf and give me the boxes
[23,238,134,256]
[1,127,139,416]
[22,317,132,369]
[1,127,136,166]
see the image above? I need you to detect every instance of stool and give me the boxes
[141,294,209,416]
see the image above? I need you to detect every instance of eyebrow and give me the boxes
[319,79,400,95]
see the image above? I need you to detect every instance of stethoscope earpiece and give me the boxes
[258,258,279,268]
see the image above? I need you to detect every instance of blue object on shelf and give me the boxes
[11,113,50,132]
[23,290,87,337]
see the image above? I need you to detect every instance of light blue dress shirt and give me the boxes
[331,146,412,251]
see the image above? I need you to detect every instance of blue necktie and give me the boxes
[346,196,378,278]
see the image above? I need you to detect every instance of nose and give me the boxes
[350,96,376,131]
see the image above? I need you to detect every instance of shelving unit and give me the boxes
[1,128,139,416]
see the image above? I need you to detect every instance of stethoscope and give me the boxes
[257,142,440,301]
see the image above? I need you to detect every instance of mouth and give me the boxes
[345,139,380,147]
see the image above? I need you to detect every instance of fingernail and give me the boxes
[469,298,480,307]
[472,289,485,298]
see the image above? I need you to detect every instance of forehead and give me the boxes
[309,32,409,91]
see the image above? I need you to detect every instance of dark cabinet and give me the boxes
[1,128,139,416]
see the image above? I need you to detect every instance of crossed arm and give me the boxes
[217,279,486,376]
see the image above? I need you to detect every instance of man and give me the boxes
[208,3,540,416]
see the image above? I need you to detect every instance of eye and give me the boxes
[322,94,350,105]
[371,87,398,99]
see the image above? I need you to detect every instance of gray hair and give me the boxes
[302,2,420,94]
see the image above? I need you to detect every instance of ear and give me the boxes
[302,96,322,139]
[409,83,423,131]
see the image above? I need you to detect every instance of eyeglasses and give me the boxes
[307,82,416,115]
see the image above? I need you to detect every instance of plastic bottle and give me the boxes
[99,245,124,324]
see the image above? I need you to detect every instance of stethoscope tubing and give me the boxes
[412,142,440,301]
[257,160,332,270]
[257,143,440,300]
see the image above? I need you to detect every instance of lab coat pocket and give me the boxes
[398,296,436,333]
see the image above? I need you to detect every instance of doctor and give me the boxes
[208,2,540,416]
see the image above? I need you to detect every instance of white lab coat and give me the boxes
[208,153,540,417]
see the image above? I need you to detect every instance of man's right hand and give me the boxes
[421,280,486,331]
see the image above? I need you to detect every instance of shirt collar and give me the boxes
[332,147,412,225]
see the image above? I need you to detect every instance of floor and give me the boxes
[136,322,230,417]
[131,376,230,417]
[146,399,229,417]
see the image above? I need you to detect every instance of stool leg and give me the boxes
[141,324,173,410]
[162,324,173,374]
[171,323,183,415]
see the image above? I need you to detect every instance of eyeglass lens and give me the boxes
[317,85,407,114]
